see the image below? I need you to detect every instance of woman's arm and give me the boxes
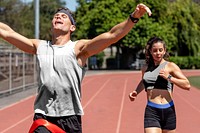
[129,80,145,101]
[168,62,190,90]
[129,66,147,101]
[159,62,191,90]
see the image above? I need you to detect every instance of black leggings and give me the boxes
[144,101,176,130]
[33,113,82,133]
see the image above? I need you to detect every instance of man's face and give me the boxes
[52,12,72,32]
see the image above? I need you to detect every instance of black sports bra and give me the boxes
[143,61,173,91]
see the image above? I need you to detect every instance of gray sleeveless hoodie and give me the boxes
[34,40,86,117]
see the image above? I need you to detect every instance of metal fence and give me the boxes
[0,49,37,97]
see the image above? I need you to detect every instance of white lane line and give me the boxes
[0,114,33,133]
[83,79,110,109]
[82,77,97,86]
[116,78,128,133]
[0,95,35,133]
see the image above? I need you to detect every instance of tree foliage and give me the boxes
[0,0,34,38]
[75,0,129,40]
[167,0,200,56]
[75,0,200,57]
[75,0,176,51]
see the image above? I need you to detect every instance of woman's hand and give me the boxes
[159,68,170,80]
[129,91,138,101]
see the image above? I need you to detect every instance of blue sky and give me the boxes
[23,0,78,11]
[66,1,78,12]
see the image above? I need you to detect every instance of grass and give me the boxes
[188,76,200,89]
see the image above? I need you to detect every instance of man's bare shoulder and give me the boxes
[75,39,91,52]
[76,39,90,46]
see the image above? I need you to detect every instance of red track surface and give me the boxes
[0,70,200,133]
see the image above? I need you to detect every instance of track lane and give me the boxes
[119,73,146,133]
[82,74,128,133]
[0,96,35,133]
[0,70,199,133]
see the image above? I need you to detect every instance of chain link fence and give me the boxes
[0,48,37,98]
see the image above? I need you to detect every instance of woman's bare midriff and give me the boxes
[147,89,173,104]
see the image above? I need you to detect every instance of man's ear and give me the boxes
[70,25,76,32]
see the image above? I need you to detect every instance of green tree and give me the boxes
[37,0,66,40]
[0,0,35,45]
[75,0,127,39]
[75,0,177,68]
[167,0,200,56]
[75,0,137,68]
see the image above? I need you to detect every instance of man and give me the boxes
[0,3,151,133]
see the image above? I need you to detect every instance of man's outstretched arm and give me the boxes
[0,22,39,54]
[76,3,152,58]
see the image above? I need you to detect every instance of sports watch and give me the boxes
[129,14,139,23]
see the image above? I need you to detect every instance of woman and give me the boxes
[129,37,190,133]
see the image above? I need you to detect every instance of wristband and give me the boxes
[167,74,172,80]
[129,14,139,23]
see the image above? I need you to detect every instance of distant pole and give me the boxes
[35,0,39,39]
[34,0,39,85]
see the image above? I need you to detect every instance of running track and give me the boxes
[0,70,200,133]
